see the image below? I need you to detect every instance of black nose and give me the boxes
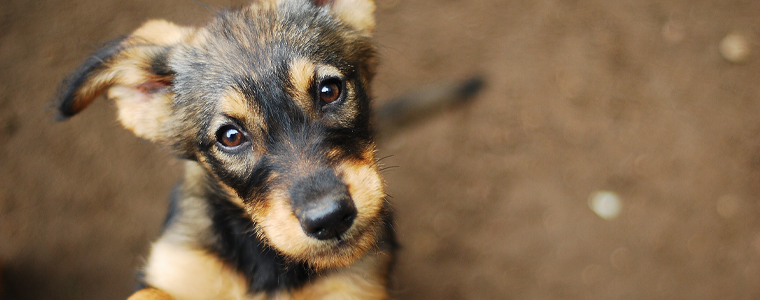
[299,192,357,240]
[290,169,357,240]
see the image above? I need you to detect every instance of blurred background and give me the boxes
[1,0,759,299]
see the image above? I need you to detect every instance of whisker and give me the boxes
[375,154,394,164]
[379,165,400,173]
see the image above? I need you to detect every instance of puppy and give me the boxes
[56,0,392,299]
[54,0,483,299]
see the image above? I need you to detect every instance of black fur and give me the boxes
[149,48,174,78]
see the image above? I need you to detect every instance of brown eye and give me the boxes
[319,79,342,104]
[216,125,246,148]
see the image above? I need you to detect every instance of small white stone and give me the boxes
[719,32,752,64]
[589,190,622,220]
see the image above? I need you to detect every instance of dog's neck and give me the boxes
[205,183,315,292]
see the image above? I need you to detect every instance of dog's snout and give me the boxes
[300,192,356,240]
[290,169,357,240]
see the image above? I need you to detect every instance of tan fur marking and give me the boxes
[257,189,311,256]
[144,241,251,300]
[326,148,343,161]
[222,184,246,207]
[316,64,342,79]
[336,159,385,246]
[287,250,390,300]
[338,161,384,218]
[330,0,376,34]
[188,29,209,47]
[111,88,172,141]
[128,288,176,300]
[131,20,196,46]
[289,58,316,116]
[219,89,267,138]
[219,90,252,121]
[69,74,114,114]
[143,240,390,300]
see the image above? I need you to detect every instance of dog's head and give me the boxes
[55,0,385,270]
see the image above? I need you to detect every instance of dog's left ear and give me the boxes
[314,0,376,34]
[54,20,196,142]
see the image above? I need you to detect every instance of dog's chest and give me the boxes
[143,240,390,300]
[144,241,252,300]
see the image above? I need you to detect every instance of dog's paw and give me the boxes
[127,288,175,300]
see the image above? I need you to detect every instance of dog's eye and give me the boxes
[216,125,247,148]
[318,78,342,105]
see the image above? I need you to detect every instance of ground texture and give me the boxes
[1,0,760,299]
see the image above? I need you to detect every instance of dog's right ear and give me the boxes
[313,0,375,34]
[55,20,196,142]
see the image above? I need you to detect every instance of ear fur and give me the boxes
[315,0,376,34]
[54,20,196,142]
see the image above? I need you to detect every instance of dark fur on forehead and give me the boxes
[172,0,376,97]
[167,1,376,160]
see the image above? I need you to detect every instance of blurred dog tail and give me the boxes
[374,75,485,138]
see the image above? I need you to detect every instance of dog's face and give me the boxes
[55,0,385,270]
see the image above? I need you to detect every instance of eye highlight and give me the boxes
[318,78,343,105]
[216,125,247,149]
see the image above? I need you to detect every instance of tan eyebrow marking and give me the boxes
[218,89,266,136]
[288,58,317,117]
[219,90,251,120]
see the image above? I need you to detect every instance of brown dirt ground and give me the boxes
[1,0,760,299]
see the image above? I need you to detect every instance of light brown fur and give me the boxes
[288,58,318,117]
[143,239,389,300]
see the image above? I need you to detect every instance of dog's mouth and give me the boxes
[253,161,386,269]
[304,216,384,269]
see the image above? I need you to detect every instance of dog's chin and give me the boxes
[267,223,380,270]
[303,230,377,270]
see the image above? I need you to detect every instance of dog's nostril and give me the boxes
[314,228,327,237]
[300,195,357,240]
[342,214,354,224]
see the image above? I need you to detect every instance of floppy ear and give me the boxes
[54,20,196,142]
[314,0,376,34]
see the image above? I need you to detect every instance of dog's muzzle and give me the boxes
[290,168,357,240]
